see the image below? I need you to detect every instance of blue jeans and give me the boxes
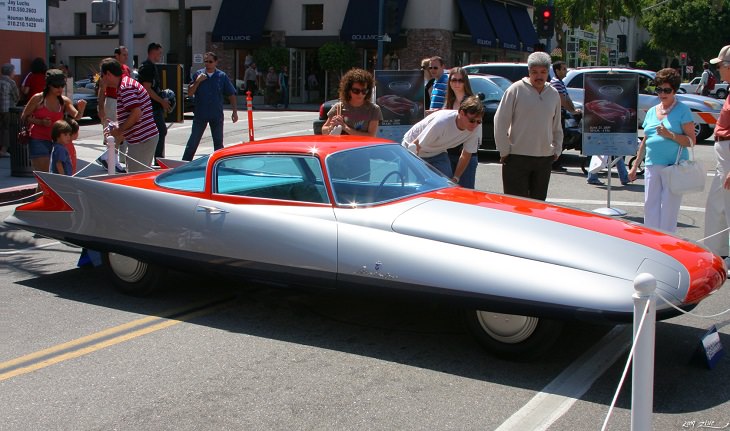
[588,157,629,184]
[421,152,452,178]
[153,108,168,159]
[182,116,224,161]
[448,151,478,189]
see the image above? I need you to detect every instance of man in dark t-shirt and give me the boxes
[137,42,170,161]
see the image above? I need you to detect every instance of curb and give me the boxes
[0,184,37,206]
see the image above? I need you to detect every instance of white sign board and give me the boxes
[0,0,46,32]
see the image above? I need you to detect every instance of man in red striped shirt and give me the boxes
[99,58,159,172]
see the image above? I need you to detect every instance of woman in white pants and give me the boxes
[628,68,695,233]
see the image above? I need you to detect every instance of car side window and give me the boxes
[566,74,583,88]
[156,155,209,192]
[215,155,329,203]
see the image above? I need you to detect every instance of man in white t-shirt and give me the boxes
[402,96,484,183]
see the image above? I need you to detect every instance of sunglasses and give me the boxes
[656,87,674,94]
[428,66,440,70]
[204,60,216,64]
[464,115,482,124]
[450,78,465,83]
[350,88,369,95]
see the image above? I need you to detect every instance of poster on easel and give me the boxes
[374,70,424,143]
[582,73,639,156]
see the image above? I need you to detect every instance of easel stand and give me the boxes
[593,156,627,217]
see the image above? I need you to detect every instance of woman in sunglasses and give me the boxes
[21,69,83,173]
[628,67,695,232]
[321,68,382,136]
[444,67,480,188]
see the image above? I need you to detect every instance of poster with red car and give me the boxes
[374,70,424,143]
[583,73,639,156]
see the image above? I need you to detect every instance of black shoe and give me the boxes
[552,165,567,172]
[115,165,126,173]
[96,157,108,170]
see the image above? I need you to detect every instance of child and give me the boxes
[66,118,79,174]
[50,120,73,176]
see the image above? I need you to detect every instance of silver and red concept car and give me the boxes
[5,136,726,357]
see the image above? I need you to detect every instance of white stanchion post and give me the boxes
[631,273,656,431]
[105,136,116,176]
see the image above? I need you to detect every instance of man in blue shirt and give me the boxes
[182,52,238,161]
[428,56,448,110]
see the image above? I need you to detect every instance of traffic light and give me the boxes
[537,6,555,39]
[680,52,687,66]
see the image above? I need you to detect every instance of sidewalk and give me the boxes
[0,103,321,205]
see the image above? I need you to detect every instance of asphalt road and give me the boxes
[1,111,729,430]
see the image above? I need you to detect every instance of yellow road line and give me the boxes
[0,298,233,382]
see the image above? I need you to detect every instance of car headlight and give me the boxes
[703,100,722,110]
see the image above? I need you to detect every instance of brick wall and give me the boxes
[402,29,453,70]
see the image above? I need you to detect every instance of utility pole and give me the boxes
[178,0,186,80]
[119,0,134,68]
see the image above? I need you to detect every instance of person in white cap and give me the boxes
[704,45,730,262]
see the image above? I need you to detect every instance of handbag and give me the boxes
[17,121,30,146]
[661,144,705,195]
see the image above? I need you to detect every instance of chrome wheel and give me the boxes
[474,311,539,344]
[464,309,563,359]
[108,252,148,283]
[103,252,166,296]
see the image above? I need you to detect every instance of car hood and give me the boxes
[386,193,713,297]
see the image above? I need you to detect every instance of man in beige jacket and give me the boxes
[494,51,563,200]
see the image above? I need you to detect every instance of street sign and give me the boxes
[589,46,598,56]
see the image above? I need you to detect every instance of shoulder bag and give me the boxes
[661,143,705,195]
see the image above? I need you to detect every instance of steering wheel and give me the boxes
[374,170,405,200]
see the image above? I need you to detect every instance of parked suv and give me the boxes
[562,67,722,141]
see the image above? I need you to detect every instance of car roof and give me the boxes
[211,135,397,161]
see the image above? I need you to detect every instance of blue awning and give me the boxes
[340,0,408,46]
[507,5,538,52]
[457,0,497,48]
[212,0,272,43]
[483,1,520,51]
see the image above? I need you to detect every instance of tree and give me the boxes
[533,0,640,64]
[318,42,358,98]
[641,0,729,68]
[256,46,289,74]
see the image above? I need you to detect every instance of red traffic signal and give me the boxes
[537,6,555,38]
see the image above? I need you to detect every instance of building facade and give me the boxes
[47,0,547,103]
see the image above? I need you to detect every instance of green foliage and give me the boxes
[636,60,648,69]
[256,46,289,72]
[642,0,729,64]
[635,42,663,71]
[318,43,358,74]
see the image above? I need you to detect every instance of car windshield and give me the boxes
[469,78,505,103]
[155,155,210,192]
[326,144,450,207]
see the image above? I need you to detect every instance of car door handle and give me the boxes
[197,205,228,214]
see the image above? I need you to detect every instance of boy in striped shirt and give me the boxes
[99,58,159,172]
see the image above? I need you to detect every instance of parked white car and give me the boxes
[563,67,723,141]
[678,76,728,99]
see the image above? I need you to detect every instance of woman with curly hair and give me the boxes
[628,67,695,232]
[321,68,382,136]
